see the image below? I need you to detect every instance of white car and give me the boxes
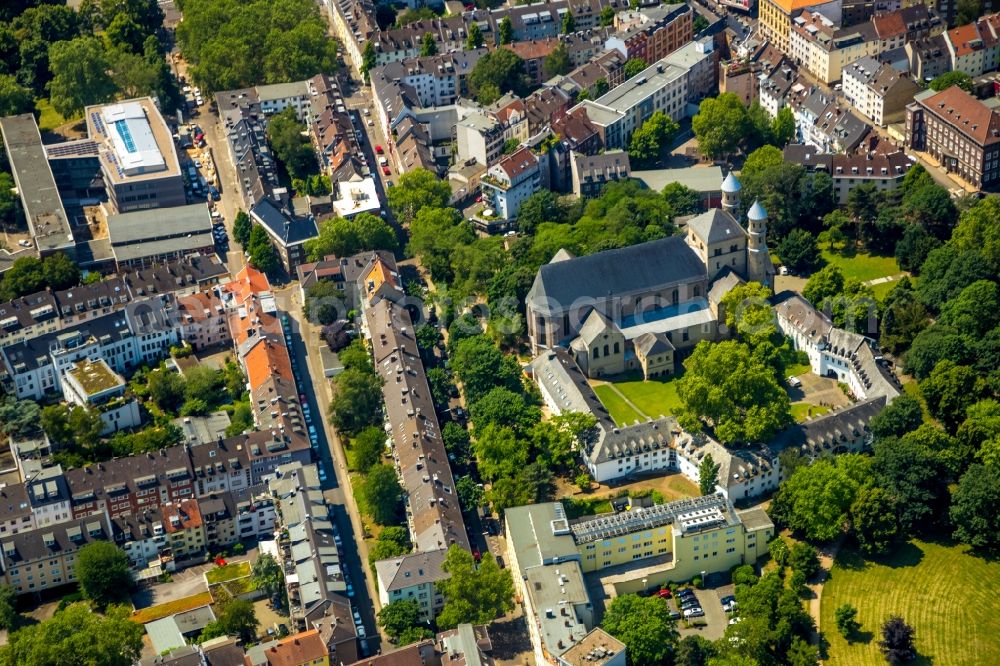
[17,239,32,248]
[366,119,374,126]
[683,607,704,618]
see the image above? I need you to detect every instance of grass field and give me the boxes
[131,591,214,624]
[593,384,644,425]
[821,248,902,284]
[790,402,830,422]
[820,540,1000,665]
[35,98,79,132]
[205,561,250,584]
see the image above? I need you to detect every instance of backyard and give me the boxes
[592,372,685,425]
[820,539,1000,665]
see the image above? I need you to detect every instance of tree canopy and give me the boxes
[628,110,679,165]
[436,546,514,629]
[358,463,402,525]
[388,169,452,226]
[468,48,530,105]
[306,212,397,261]
[0,603,143,666]
[771,455,869,542]
[602,594,679,665]
[75,541,132,608]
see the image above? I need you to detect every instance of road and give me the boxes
[274,285,382,654]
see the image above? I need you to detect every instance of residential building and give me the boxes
[905,85,1000,190]
[144,608,217,655]
[759,65,805,118]
[558,629,626,666]
[198,490,275,550]
[160,498,207,561]
[758,0,842,55]
[775,292,903,402]
[244,629,329,666]
[83,98,186,213]
[0,512,114,594]
[943,16,1000,77]
[792,88,872,153]
[506,39,561,85]
[575,57,688,149]
[662,37,718,105]
[906,34,950,82]
[375,549,449,623]
[0,291,60,349]
[331,174,381,220]
[789,11,903,85]
[107,204,215,269]
[249,197,319,273]
[785,142,913,202]
[506,497,772,664]
[605,4,693,64]
[455,111,506,168]
[352,624,496,666]
[570,150,631,198]
[371,50,486,109]
[481,147,541,220]
[216,90,281,209]
[841,56,920,126]
[306,74,366,187]
[61,358,141,435]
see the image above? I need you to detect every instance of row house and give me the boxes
[905,85,1000,191]
[0,512,113,595]
[65,446,194,521]
[841,56,920,126]
[792,87,872,153]
[943,14,1000,77]
[197,489,275,548]
[570,150,631,198]
[606,3,694,65]
[788,11,902,85]
[758,0,841,55]
[482,148,542,220]
[371,50,487,109]
[189,438,252,497]
[906,35,950,82]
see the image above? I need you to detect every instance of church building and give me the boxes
[525,173,774,378]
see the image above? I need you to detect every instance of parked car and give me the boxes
[657,589,672,598]
[787,376,802,388]
[375,145,383,154]
[683,608,704,618]
[382,166,391,176]
[385,180,393,188]
[318,463,327,482]
[346,583,354,597]
[366,119,374,126]
[677,588,696,598]
[669,610,681,620]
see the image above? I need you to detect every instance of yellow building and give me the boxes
[759,0,842,54]
[506,496,774,664]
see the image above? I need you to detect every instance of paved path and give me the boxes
[808,538,844,662]
[592,380,649,420]
[863,273,906,287]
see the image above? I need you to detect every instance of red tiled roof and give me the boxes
[920,85,1000,145]
[496,147,537,180]
[947,22,983,57]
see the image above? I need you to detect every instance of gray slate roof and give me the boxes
[686,209,747,245]
[527,236,706,315]
[633,331,674,357]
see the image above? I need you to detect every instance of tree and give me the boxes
[420,32,437,57]
[950,464,1000,550]
[543,43,571,78]
[387,169,451,226]
[233,211,252,247]
[247,225,279,274]
[778,229,821,274]
[469,386,539,434]
[788,542,820,579]
[692,93,750,159]
[699,454,720,495]
[939,279,1000,338]
[443,421,471,465]
[0,397,41,439]
[742,145,784,178]
[76,541,132,608]
[472,423,526,482]
[456,475,484,513]
[515,190,566,234]
[929,70,973,93]
[624,58,647,79]
[601,594,679,666]
[770,456,868,541]
[147,368,186,413]
[919,360,984,432]
[869,394,923,439]
[851,485,901,555]
[329,367,382,435]
[628,110,679,165]
[360,40,376,81]
[499,16,513,45]
[905,324,968,379]
[957,0,982,29]
[676,635,716,666]
[306,212,397,261]
[267,108,317,180]
[251,553,283,599]
[450,335,523,404]
[466,22,484,50]
[771,106,796,147]
[676,340,791,445]
[359,463,402,525]
[879,615,917,664]
[378,599,423,642]
[0,585,15,631]
[368,526,411,563]
[436,545,514,629]
[469,49,529,104]
[351,426,384,473]
[201,599,259,645]
[0,74,33,117]
[562,9,575,33]
[599,6,616,26]
[835,603,861,641]
[47,37,117,118]
[871,433,948,532]
[0,603,143,666]
[802,265,844,305]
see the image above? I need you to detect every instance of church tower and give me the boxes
[746,199,775,288]
[721,172,741,214]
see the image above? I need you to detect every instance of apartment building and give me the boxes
[789,11,900,84]
[249,197,319,274]
[375,549,449,623]
[198,490,275,550]
[943,15,1000,77]
[481,148,542,220]
[506,496,773,664]
[570,150,631,198]
[906,34,950,82]
[759,0,841,55]
[605,3,693,64]
[0,512,114,595]
[793,88,872,153]
[905,85,1000,190]
[662,37,718,105]
[786,142,913,202]
[456,112,506,168]
[372,50,486,109]
[841,56,920,126]
[575,58,688,149]
[61,358,141,435]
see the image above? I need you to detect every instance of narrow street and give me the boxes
[273,285,383,654]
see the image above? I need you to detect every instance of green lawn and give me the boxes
[790,402,830,422]
[35,98,79,132]
[820,540,1000,665]
[785,362,812,378]
[205,561,250,584]
[593,384,643,426]
[821,248,901,284]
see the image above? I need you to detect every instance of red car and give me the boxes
[375,145,384,154]
[382,166,391,176]
[657,589,672,598]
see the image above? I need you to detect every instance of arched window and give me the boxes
[614,342,620,354]
[593,347,599,359]
[604,344,610,356]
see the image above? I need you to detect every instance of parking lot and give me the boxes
[672,584,736,641]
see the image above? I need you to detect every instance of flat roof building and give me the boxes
[0,114,75,257]
[85,98,185,213]
[108,203,214,268]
